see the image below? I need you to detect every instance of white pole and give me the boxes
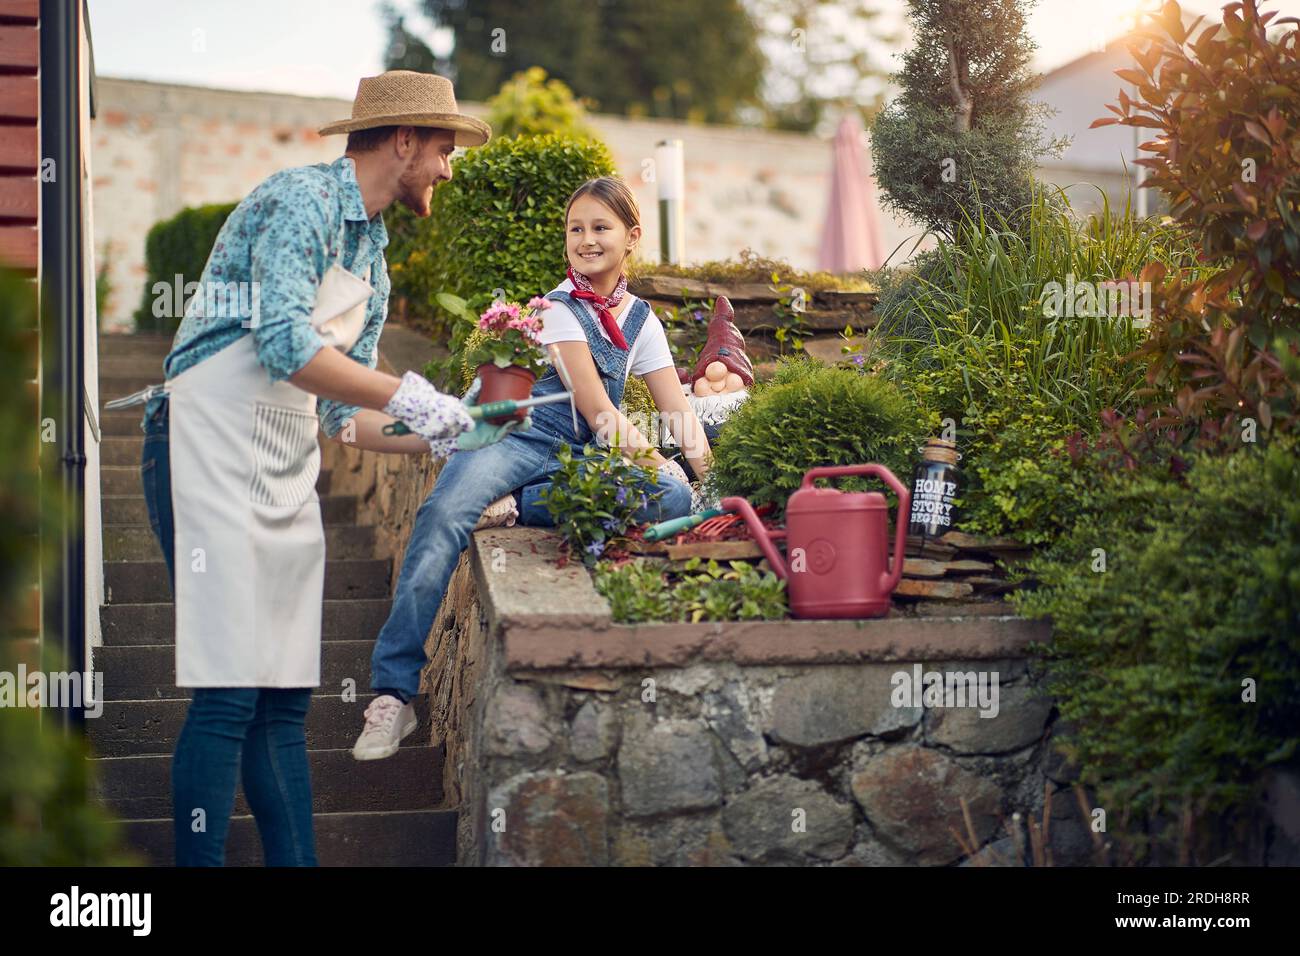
[655,139,686,264]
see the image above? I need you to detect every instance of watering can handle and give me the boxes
[799,464,911,592]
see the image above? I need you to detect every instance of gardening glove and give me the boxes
[657,457,690,487]
[450,376,534,453]
[691,482,720,513]
[384,371,475,446]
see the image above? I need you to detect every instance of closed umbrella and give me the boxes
[818,114,883,273]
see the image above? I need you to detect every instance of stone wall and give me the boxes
[442,526,1086,867]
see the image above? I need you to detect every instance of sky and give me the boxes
[88,0,1293,103]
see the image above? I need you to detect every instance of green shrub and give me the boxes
[1011,439,1300,860]
[883,188,1198,427]
[592,559,674,623]
[385,133,616,388]
[133,202,237,333]
[485,66,599,141]
[594,558,787,624]
[704,359,926,518]
[875,190,1201,541]
[946,378,1098,545]
[1094,1,1300,449]
[1,270,131,865]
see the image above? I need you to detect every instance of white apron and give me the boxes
[168,262,373,687]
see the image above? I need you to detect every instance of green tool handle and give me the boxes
[643,507,726,542]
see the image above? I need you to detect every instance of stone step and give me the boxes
[104,523,375,562]
[100,410,145,437]
[93,745,444,819]
[102,493,359,527]
[97,356,169,378]
[104,558,390,605]
[98,334,173,359]
[117,809,457,867]
[100,598,392,646]
[99,375,166,400]
[99,464,333,496]
[86,693,431,756]
[99,437,144,467]
[96,640,384,701]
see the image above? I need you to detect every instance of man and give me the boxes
[138,71,521,865]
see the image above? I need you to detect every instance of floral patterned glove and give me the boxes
[383,371,474,445]
[425,376,533,459]
[690,482,720,513]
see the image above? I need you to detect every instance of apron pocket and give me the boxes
[250,402,320,507]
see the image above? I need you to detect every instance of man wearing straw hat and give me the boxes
[135,71,523,866]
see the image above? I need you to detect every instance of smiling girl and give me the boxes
[516,176,713,517]
[353,176,711,760]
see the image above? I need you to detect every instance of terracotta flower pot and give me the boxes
[475,363,536,423]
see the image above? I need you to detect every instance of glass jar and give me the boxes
[907,438,961,538]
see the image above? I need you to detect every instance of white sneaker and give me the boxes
[352,694,418,761]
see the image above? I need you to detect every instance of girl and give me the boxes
[355,176,713,758]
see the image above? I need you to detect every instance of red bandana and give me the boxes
[566,267,629,350]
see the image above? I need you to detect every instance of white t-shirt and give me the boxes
[537,278,675,381]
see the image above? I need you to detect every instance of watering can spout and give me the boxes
[722,496,788,579]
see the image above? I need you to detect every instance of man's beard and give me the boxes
[396,153,435,217]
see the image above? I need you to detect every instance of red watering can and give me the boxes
[723,464,910,619]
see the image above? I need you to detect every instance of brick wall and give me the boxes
[89,77,923,331]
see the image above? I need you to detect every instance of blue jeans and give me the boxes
[172,687,316,866]
[370,426,693,700]
[141,399,317,867]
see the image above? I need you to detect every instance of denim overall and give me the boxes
[515,289,648,519]
[369,289,693,700]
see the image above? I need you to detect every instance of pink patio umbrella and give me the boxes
[818,114,884,273]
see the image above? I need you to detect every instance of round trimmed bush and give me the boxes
[704,359,926,518]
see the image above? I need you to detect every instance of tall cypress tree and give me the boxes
[388,0,765,125]
[870,0,1067,235]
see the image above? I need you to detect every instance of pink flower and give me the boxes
[527,296,547,312]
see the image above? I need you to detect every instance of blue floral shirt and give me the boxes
[148,155,390,437]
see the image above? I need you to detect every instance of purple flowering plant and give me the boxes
[539,442,664,566]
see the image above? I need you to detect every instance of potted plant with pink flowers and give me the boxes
[438,292,551,422]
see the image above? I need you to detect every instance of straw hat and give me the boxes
[319,70,491,147]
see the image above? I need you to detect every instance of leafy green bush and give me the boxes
[133,202,237,332]
[594,558,787,624]
[1093,1,1300,450]
[1,269,131,864]
[485,66,599,141]
[592,559,674,623]
[704,358,925,519]
[385,133,616,387]
[946,379,1098,545]
[1011,439,1300,860]
[540,443,662,565]
[874,190,1201,541]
